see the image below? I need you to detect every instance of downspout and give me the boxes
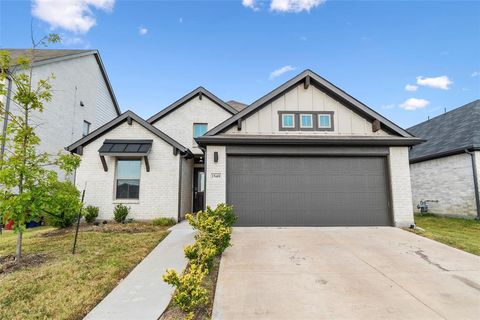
[0,76,12,167]
[177,152,183,222]
[465,148,480,220]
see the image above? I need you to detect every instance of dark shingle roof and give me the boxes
[4,49,93,65]
[407,99,480,162]
[227,100,248,112]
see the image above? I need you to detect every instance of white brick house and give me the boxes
[68,70,421,227]
[1,49,121,180]
[408,100,480,218]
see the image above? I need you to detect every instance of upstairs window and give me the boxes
[193,123,208,138]
[83,121,91,137]
[318,114,332,129]
[281,114,295,128]
[300,114,313,128]
[116,159,141,199]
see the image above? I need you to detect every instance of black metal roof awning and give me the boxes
[99,139,153,156]
[98,139,153,172]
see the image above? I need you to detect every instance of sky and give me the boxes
[1,0,479,129]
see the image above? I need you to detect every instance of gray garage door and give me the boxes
[227,156,391,226]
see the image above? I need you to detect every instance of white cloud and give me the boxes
[270,65,296,79]
[242,0,259,11]
[32,0,115,34]
[472,71,480,77]
[270,0,326,13]
[405,84,418,92]
[416,75,452,90]
[399,98,430,111]
[139,27,148,35]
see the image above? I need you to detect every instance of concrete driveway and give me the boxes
[213,227,480,320]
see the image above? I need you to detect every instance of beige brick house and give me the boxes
[67,70,422,227]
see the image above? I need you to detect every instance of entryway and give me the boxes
[193,167,205,212]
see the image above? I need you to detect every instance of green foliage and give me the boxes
[0,39,81,260]
[163,264,209,314]
[41,181,81,228]
[83,205,99,224]
[113,204,130,223]
[163,204,237,316]
[152,217,176,226]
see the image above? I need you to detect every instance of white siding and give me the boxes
[75,121,180,220]
[410,153,477,217]
[389,147,415,227]
[2,54,118,180]
[226,83,392,136]
[152,95,233,154]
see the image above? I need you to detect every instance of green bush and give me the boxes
[163,204,237,316]
[152,217,176,226]
[83,205,99,224]
[113,204,130,223]
[42,181,81,228]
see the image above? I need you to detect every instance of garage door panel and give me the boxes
[227,156,390,227]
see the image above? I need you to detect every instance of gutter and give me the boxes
[0,76,12,166]
[465,148,480,220]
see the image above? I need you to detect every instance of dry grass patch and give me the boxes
[0,222,169,320]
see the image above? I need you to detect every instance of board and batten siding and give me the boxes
[152,95,233,154]
[226,83,392,136]
[75,121,181,220]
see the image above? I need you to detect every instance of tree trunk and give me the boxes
[16,231,23,262]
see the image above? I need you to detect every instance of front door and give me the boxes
[193,168,205,212]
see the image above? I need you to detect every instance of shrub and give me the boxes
[113,204,130,223]
[42,181,81,228]
[152,217,176,226]
[83,205,99,224]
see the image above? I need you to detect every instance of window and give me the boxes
[193,123,208,138]
[281,114,295,128]
[300,114,313,128]
[116,159,141,199]
[83,121,91,137]
[318,114,332,128]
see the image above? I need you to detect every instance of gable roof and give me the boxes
[66,110,188,154]
[204,69,414,138]
[4,49,121,116]
[227,100,248,112]
[147,87,238,124]
[408,99,480,162]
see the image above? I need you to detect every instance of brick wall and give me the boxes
[389,147,415,227]
[410,153,477,217]
[75,120,180,220]
[205,145,226,207]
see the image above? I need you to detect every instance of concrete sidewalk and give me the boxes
[84,222,195,320]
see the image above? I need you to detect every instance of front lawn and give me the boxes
[409,214,480,256]
[0,222,169,320]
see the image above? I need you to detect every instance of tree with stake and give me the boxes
[0,34,81,263]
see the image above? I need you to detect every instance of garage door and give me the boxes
[227,156,391,226]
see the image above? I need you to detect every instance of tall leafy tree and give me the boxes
[0,34,81,262]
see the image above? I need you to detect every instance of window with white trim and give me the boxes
[281,114,295,128]
[116,159,141,199]
[300,114,313,128]
[318,114,332,129]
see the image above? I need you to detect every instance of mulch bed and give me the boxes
[0,253,48,275]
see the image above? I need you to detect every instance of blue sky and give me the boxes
[1,0,479,128]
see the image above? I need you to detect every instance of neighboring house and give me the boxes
[67,70,422,227]
[1,49,121,180]
[408,100,480,218]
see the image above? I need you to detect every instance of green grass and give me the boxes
[409,214,480,256]
[0,222,169,320]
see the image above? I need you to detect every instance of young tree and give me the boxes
[0,34,81,262]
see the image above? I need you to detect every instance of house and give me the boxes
[408,100,480,218]
[1,49,121,180]
[67,70,422,227]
